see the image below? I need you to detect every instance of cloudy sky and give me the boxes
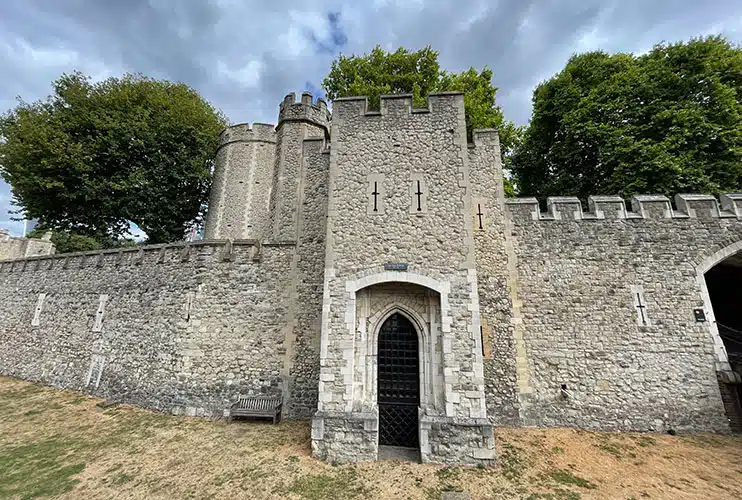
[1,0,741,236]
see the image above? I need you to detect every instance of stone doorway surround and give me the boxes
[311,271,495,465]
[697,242,742,432]
[696,241,742,372]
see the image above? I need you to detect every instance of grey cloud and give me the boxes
[1,0,741,235]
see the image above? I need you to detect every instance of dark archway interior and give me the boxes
[706,257,742,360]
[378,313,420,449]
[705,252,742,433]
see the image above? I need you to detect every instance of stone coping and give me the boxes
[0,238,298,269]
[505,193,742,221]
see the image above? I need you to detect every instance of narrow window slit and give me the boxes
[372,182,380,212]
[415,181,423,212]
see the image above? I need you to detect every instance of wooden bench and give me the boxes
[227,396,282,424]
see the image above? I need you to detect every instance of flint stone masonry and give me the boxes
[0,229,55,260]
[1,91,742,467]
[203,123,277,241]
[504,194,742,433]
[0,241,295,417]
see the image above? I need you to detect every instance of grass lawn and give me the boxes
[1,376,741,499]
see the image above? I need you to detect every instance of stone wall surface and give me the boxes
[0,230,55,260]
[0,242,294,417]
[204,123,277,240]
[468,130,521,426]
[311,411,379,464]
[419,415,495,465]
[504,195,742,433]
[282,138,330,418]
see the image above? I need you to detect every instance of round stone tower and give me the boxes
[203,122,277,240]
[268,92,330,241]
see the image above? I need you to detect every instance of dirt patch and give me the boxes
[1,376,741,499]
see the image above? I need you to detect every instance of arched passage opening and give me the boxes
[351,279,444,460]
[377,312,420,448]
[704,249,742,433]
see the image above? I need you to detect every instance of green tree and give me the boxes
[0,72,228,243]
[323,46,521,194]
[512,36,742,200]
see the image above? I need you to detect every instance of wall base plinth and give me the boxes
[419,414,495,466]
[311,409,496,466]
[311,410,379,464]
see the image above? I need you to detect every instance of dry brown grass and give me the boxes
[1,376,741,500]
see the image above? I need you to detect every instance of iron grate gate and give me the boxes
[378,313,419,448]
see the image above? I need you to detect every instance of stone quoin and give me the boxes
[1,91,742,465]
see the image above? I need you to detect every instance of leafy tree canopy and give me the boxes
[0,72,228,244]
[512,36,742,200]
[323,46,521,195]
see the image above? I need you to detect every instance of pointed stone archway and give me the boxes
[698,242,742,432]
[377,312,420,449]
[312,271,495,465]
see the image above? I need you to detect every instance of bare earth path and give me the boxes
[1,376,741,500]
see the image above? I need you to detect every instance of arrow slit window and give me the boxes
[409,173,427,214]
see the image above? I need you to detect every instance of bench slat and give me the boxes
[228,395,282,423]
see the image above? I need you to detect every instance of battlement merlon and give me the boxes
[471,129,500,148]
[219,122,277,148]
[333,91,465,119]
[505,193,742,221]
[277,92,330,137]
[332,92,501,149]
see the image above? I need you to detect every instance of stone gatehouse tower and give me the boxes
[204,91,500,463]
[2,90,742,467]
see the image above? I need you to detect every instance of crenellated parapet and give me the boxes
[218,122,276,149]
[505,193,742,221]
[332,91,464,122]
[0,239,300,272]
[277,92,330,136]
[470,129,500,148]
[0,229,55,261]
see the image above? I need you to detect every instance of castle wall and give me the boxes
[504,194,742,433]
[3,88,742,469]
[204,124,277,240]
[0,241,293,417]
[0,229,55,260]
